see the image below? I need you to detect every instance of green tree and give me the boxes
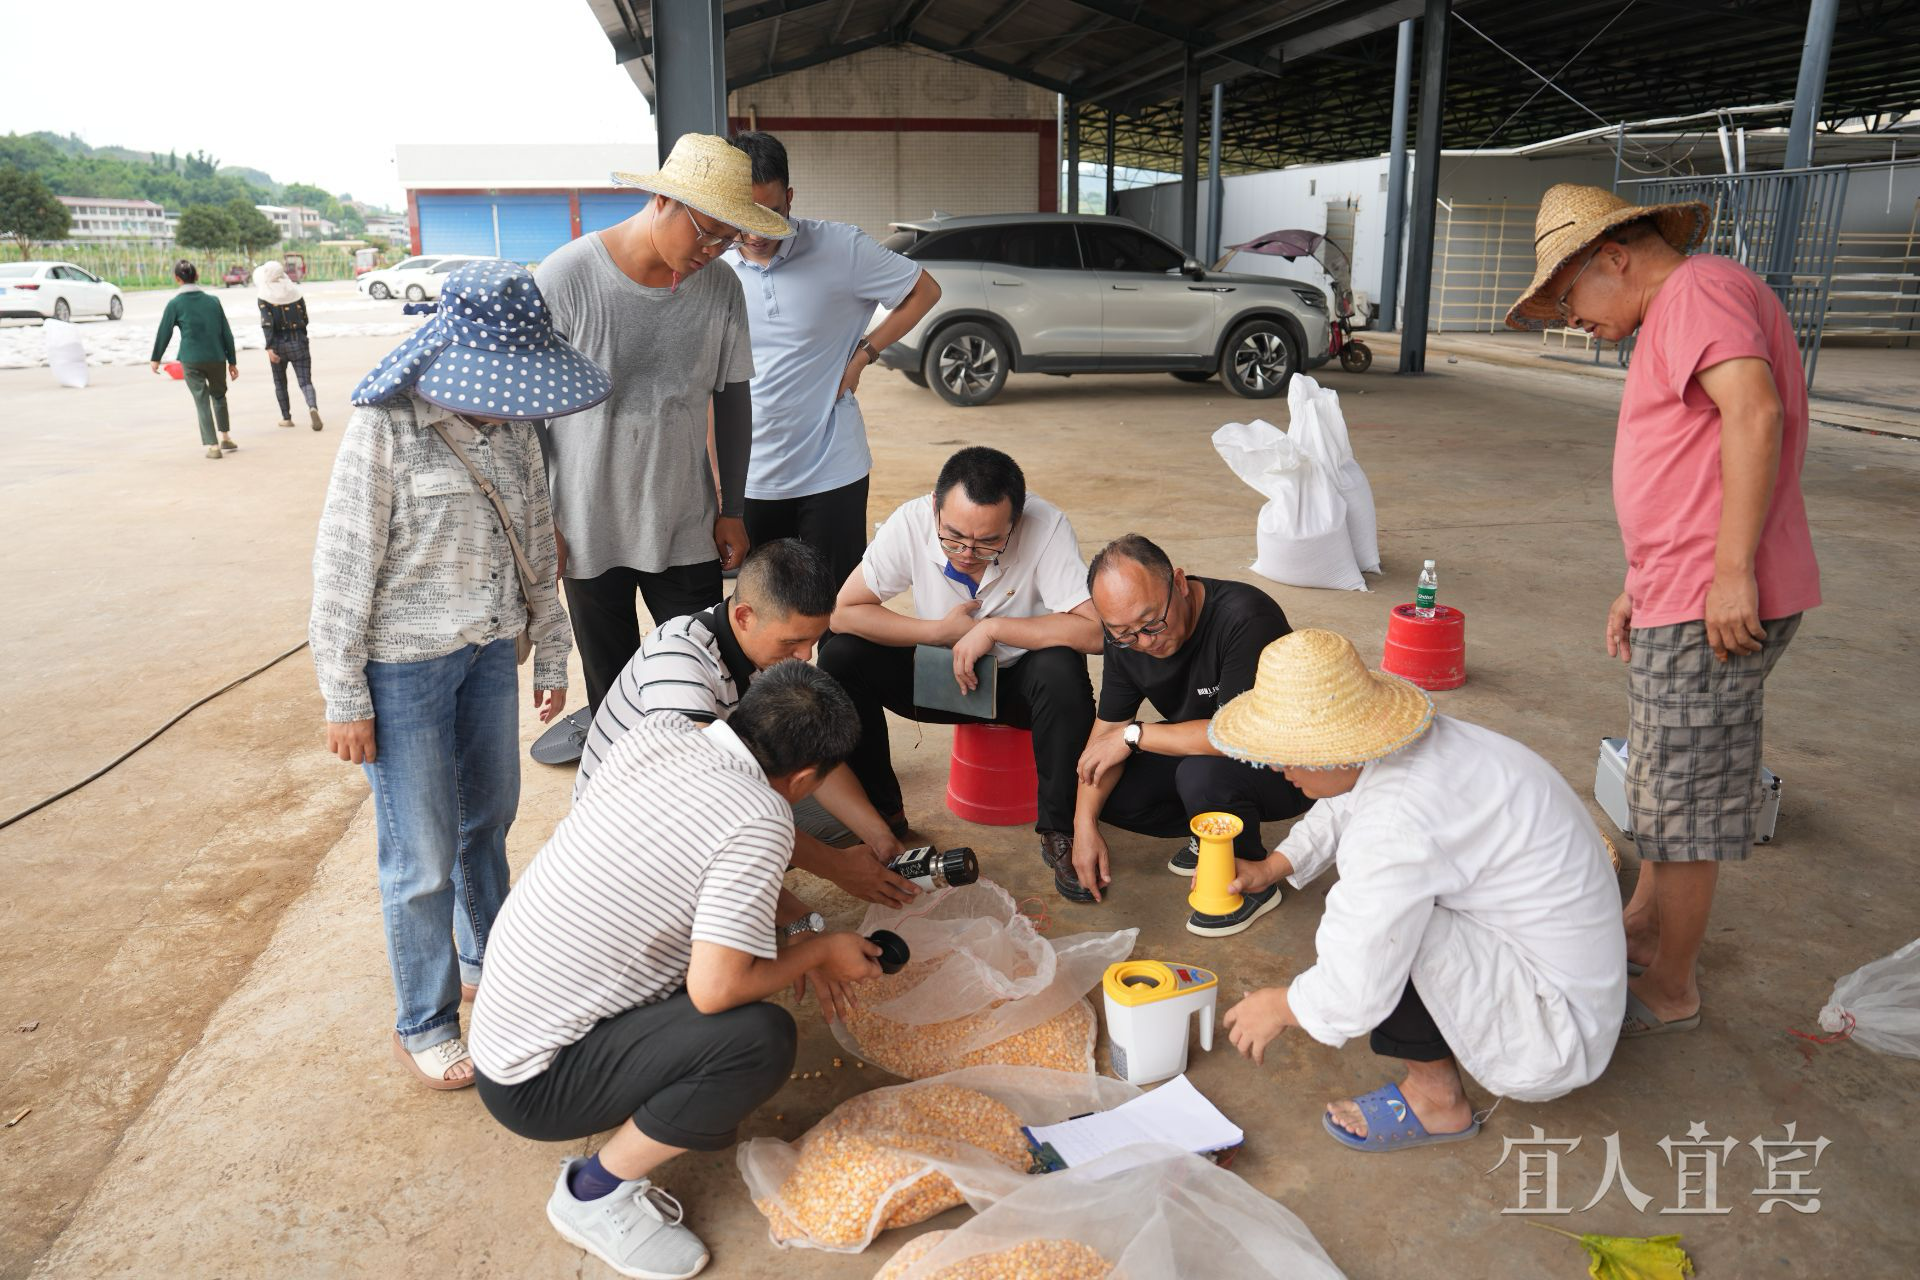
[174,204,233,251]
[0,166,70,259]
[184,149,219,180]
[224,197,279,253]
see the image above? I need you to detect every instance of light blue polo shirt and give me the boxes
[722,217,922,501]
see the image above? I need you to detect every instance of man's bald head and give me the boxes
[1088,534,1193,658]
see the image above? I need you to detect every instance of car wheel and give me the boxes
[1340,341,1373,374]
[108,295,124,321]
[369,281,391,300]
[902,369,928,388]
[1171,370,1215,383]
[405,284,426,302]
[1221,319,1296,399]
[53,298,70,323]
[926,322,1009,407]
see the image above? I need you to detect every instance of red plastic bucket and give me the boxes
[946,723,1039,826]
[1381,604,1467,690]
[163,360,185,380]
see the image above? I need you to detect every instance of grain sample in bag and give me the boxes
[870,1146,1348,1279]
[834,881,1136,1079]
[739,1066,1140,1253]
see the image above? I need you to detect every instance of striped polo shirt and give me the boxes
[573,604,753,802]
[469,713,793,1085]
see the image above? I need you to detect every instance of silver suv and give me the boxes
[877,213,1332,406]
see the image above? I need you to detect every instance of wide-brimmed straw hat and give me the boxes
[350,259,611,420]
[1208,630,1434,769]
[611,133,793,240]
[252,260,301,306]
[1504,183,1710,330]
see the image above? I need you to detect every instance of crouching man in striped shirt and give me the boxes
[469,661,881,1280]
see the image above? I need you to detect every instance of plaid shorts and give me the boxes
[1626,613,1800,862]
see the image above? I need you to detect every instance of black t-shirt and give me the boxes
[1098,577,1292,726]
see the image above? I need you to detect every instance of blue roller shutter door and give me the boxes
[580,192,652,234]
[417,195,495,256]
[494,195,571,262]
[416,194,572,262]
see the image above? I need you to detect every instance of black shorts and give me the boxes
[477,992,797,1152]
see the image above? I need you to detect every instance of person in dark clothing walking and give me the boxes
[255,260,322,431]
[149,260,240,460]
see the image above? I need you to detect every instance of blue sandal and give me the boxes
[1322,1082,1480,1153]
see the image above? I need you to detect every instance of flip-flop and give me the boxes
[530,707,592,765]
[1620,989,1700,1038]
[1321,1082,1480,1153]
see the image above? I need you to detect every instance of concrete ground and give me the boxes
[3,325,1918,1278]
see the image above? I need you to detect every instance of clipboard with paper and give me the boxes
[912,643,998,719]
[1021,1075,1244,1173]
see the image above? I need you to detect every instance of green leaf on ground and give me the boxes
[1531,1224,1696,1279]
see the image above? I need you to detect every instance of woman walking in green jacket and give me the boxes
[149,260,241,460]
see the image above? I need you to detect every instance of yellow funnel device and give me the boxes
[1187,811,1244,916]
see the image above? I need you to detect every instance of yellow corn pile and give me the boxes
[874,1234,1112,1279]
[843,966,1096,1078]
[873,1230,953,1278]
[756,1085,1029,1248]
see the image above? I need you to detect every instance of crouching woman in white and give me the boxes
[1213,630,1626,1151]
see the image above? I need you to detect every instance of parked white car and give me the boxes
[357,255,479,302]
[0,261,125,322]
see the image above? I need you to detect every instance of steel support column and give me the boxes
[1067,104,1081,213]
[1784,0,1839,170]
[1180,51,1200,257]
[654,0,728,156]
[1398,0,1448,375]
[1104,113,1117,214]
[1378,18,1414,331]
[1207,82,1226,264]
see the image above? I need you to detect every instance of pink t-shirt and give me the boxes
[1613,255,1821,628]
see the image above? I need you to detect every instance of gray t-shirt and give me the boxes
[535,235,754,577]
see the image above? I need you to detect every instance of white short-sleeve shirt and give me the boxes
[859,492,1091,665]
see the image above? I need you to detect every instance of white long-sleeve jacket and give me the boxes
[1282,716,1626,1102]
[309,394,570,721]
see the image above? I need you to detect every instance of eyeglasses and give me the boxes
[1554,246,1603,321]
[1103,578,1176,648]
[681,203,742,251]
[938,529,1011,563]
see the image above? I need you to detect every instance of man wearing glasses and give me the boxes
[821,447,1102,868]
[1066,534,1310,934]
[721,132,943,592]
[532,134,791,734]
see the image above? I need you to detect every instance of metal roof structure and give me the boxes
[586,1,1920,175]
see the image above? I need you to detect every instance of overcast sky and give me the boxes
[6,0,655,208]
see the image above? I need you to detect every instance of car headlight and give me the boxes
[1289,287,1329,311]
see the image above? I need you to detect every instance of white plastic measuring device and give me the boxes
[1102,960,1218,1086]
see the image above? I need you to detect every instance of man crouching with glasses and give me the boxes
[819,446,1101,878]
[1067,534,1309,934]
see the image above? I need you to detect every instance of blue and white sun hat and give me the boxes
[351,259,611,420]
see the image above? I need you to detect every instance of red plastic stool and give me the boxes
[1381,604,1467,690]
[946,723,1039,826]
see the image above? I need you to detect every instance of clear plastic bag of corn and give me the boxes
[834,881,1136,1080]
[738,1066,1140,1253]
[868,1147,1348,1279]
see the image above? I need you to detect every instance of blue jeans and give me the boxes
[363,640,520,1051]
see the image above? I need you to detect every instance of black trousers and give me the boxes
[270,352,316,416]
[565,561,722,712]
[1098,751,1310,862]
[743,475,871,597]
[818,634,1093,833]
[1370,981,1452,1062]
[476,992,796,1152]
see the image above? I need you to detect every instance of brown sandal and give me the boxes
[390,1031,476,1090]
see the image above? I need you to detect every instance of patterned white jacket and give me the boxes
[310,393,570,722]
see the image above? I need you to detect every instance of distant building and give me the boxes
[58,196,176,244]
[393,142,661,260]
[363,216,408,244]
[255,204,338,240]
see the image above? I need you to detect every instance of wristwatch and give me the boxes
[778,911,826,941]
[855,338,881,364]
[1123,721,1144,754]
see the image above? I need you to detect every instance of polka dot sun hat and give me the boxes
[350,259,612,420]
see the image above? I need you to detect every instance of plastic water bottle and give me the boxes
[1415,560,1438,619]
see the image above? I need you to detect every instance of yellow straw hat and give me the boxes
[1504,183,1709,331]
[611,133,793,240]
[1208,630,1434,769]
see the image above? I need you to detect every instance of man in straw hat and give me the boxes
[533,133,793,733]
[1508,184,1820,1038]
[1213,630,1624,1150]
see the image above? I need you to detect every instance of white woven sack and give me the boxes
[43,319,89,389]
[1287,374,1379,574]
[1212,418,1366,591]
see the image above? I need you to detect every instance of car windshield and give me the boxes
[0,264,37,278]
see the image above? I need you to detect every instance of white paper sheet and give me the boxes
[1024,1074,1243,1168]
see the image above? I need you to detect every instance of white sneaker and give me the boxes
[545,1159,709,1279]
